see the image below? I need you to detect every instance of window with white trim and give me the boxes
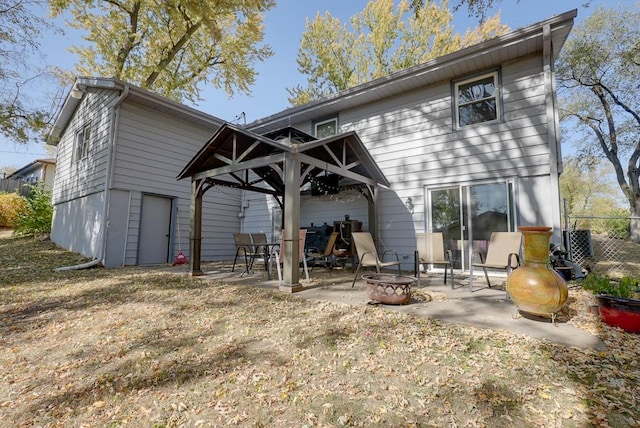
[314,117,338,139]
[74,123,91,162]
[454,71,500,128]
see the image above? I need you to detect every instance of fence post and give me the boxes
[562,199,572,260]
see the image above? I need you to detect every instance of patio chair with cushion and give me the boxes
[270,229,310,284]
[415,232,454,288]
[469,231,522,292]
[351,232,401,287]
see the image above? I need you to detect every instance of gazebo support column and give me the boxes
[281,153,303,293]
[189,178,204,276]
[367,185,378,242]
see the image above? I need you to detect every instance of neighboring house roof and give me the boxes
[6,158,56,179]
[47,77,224,145]
[247,9,577,134]
[177,123,390,193]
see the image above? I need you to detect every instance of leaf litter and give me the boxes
[0,233,639,427]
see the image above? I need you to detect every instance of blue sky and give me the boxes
[0,0,628,170]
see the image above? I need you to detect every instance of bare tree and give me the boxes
[557,5,640,241]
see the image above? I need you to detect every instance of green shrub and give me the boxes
[14,184,53,236]
[0,192,27,227]
[582,272,640,299]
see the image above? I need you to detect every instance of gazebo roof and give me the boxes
[177,123,390,195]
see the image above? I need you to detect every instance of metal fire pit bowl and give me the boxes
[362,273,416,305]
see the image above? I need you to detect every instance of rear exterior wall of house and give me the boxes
[242,53,560,272]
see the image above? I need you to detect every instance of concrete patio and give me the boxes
[178,261,606,351]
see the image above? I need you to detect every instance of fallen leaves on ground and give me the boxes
[0,233,639,427]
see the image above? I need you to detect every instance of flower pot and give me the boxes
[596,295,640,333]
[362,273,415,305]
[506,226,568,318]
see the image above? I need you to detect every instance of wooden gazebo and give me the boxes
[177,123,390,292]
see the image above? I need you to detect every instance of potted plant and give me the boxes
[581,273,640,333]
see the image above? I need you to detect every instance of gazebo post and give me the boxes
[367,185,378,243]
[281,152,302,292]
[189,178,203,276]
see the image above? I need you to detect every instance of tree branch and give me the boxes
[579,114,632,205]
[114,1,142,77]
[143,19,203,89]
[597,81,640,197]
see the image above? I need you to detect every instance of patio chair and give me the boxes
[232,233,261,276]
[250,233,268,253]
[270,229,310,283]
[250,232,269,272]
[307,232,339,274]
[469,231,522,292]
[415,232,454,288]
[351,232,401,287]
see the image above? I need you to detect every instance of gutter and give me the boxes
[247,9,577,133]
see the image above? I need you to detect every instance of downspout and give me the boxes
[100,84,130,265]
[543,23,563,240]
[53,83,129,272]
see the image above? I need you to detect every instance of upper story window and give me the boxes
[314,117,338,139]
[74,123,91,162]
[454,71,500,128]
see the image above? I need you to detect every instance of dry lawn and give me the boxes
[1,231,639,427]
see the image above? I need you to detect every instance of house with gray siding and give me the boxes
[48,9,576,276]
[6,158,57,190]
[237,9,576,275]
[47,78,234,268]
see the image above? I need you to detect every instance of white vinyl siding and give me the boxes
[51,89,117,205]
[50,192,105,260]
[113,103,236,265]
[288,54,551,268]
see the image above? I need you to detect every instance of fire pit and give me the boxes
[362,273,416,305]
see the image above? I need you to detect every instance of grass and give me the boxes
[1,232,639,427]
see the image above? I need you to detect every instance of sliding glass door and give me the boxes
[428,187,464,269]
[426,179,516,272]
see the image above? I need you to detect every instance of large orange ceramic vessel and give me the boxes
[506,226,568,318]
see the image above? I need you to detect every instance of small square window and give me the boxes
[314,117,338,139]
[74,123,91,162]
[454,72,500,127]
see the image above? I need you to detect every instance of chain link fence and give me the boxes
[564,215,640,278]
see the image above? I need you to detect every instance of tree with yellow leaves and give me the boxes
[50,0,275,103]
[287,0,509,105]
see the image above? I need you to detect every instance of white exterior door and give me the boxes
[104,189,131,268]
[138,194,172,265]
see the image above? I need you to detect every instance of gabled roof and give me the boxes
[247,9,577,134]
[6,158,56,179]
[177,123,389,194]
[47,77,224,145]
